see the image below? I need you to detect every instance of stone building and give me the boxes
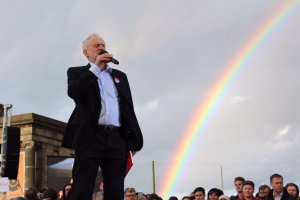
[0,113,74,199]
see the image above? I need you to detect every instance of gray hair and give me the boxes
[82,33,102,50]
[124,187,136,194]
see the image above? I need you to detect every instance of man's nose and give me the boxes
[98,44,105,51]
[98,47,106,55]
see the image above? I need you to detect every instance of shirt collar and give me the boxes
[273,191,283,197]
[89,62,112,73]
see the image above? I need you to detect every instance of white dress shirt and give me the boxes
[89,63,120,127]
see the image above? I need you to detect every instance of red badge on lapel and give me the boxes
[114,76,120,83]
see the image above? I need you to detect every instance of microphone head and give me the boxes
[98,50,119,65]
[99,50,108,55]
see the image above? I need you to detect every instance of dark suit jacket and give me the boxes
[264,189,297,200]
[61,64,143,152]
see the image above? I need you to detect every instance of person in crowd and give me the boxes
[192,187,206,200]
[285,183,299,199]
[124,187,137,200]
[42,188,58,200]
[60,183,72,200]
[219,195,230,200]
[10,197,26,200]
[62,33,143,200]
[264,173,297,200]
[147,193,162,200]
[38,188,48,199]
[207,188,224,200]
[92,180,104,200]
[241,180,260,200]
[25,187,39,200]
[92,192,104,200]
[169,196,179,200]
[182,196,192,200]
[256,184,271,200]
[136,192,147,200]
[231,177,246,200]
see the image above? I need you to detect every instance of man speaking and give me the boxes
[62,33,143,200]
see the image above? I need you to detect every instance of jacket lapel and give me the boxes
[85,64,101,101]
[110,69,124,97]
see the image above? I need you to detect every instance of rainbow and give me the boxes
[160,1,300,198]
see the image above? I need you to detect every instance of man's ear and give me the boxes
[83,50,88,58]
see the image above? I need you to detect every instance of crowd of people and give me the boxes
[7,173,299,200]
[123,174,299,200]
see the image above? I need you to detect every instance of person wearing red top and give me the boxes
[242,180,261,200]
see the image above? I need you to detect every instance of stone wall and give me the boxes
[0,113,74,199]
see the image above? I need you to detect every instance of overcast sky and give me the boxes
[1,0,300,198]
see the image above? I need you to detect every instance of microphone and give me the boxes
[99,50,119,65]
